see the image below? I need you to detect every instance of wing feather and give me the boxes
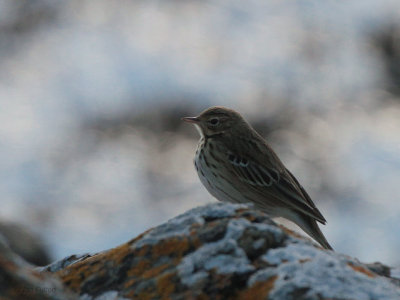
[227,152,326,223]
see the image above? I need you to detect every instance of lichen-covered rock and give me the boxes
[48,203,400,300]
[40,254,94,273]
[0,234,77,300]
[0,220,52,266]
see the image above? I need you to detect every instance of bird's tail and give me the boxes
[293,214,333,250]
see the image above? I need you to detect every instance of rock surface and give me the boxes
[0,234,76,300]
[43,203,400,300]
[0,220,52,266]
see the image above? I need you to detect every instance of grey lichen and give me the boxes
[251,243,400,300]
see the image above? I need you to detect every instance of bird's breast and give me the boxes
[193,139,243,204]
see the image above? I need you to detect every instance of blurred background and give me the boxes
[0,0,400,266]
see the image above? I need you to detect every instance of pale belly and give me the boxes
[194,139,243,204]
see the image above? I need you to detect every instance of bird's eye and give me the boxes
[209,118,219,126]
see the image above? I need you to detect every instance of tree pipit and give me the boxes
[182,106,332,250]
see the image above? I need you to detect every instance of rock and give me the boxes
[0,220,52,266]
[45,203,400,300]
[0,234,77,300]
[39,254,94,273]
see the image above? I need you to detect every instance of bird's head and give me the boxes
[182,106,247,138]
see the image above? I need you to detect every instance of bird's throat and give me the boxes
[194,124,204,138]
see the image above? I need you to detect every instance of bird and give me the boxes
[182,106,333,250]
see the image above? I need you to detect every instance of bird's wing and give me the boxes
[284,168,326,223]
[226,151,326,224]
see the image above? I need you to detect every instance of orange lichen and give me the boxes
[347,263,375,278]
[152,237,190,257]
[123,277,138,289]
[56,251,116,292]
[235,275,277,299]
[58,263,107,292]
[131,290,159,300]
[126,259,151,277]
[106,243,134,264]
[156,271,176,297]
[142,263,170,279]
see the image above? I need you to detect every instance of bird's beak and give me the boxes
[181,116,200,124]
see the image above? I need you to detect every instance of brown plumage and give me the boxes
[182,106,333,250]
